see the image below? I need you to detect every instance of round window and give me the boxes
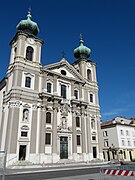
[61,70,66,75]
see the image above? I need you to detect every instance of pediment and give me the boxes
[43,58,85,83]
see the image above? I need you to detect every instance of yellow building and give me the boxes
[101,117,135,162]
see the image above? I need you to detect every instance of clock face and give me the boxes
[27,38,35,45]
[87,63,91,67]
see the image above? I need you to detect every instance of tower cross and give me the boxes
[61,51,66,58]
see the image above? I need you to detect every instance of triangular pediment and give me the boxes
[42,58,85,83]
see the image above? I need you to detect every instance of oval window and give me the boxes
[61,70,66,75]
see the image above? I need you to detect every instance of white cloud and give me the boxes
[102,111,118,116]
[102,108,128,117]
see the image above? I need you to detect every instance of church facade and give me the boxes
[0,11,103,166]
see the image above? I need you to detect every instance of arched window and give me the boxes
[74,90,78,99]
[25,77,31,88]
[26,46,34,61]
[76,117,80,127]
[46,112,51,123]
[61,84,66,99]
[47,82,52,93]
[22,109,29,122]
[87,69,92,81]
[91,119,95,129]
[90,93,93,103]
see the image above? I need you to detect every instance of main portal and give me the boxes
[60,137,68,159]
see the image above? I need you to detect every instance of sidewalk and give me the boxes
[1,162,109,175]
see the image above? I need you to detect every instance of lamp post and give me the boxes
[109,144,118,160]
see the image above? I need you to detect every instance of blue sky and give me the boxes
[0,0,135,121]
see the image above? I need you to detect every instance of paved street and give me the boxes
[5,167,99,180]
[0,164,134,180]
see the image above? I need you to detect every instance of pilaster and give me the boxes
[30,106,38,153]
[52,101,58,154]
[86,114,92,153]
[72,104,77,153]
[39,105,46,153]
[53,76,57,95]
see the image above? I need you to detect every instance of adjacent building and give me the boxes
[101,116,135,161]
[0,10,103,166]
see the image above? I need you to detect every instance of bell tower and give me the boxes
[6,10,44,90]
[0,10,44,162]
[73,35,97,83]
[9,9,43,67]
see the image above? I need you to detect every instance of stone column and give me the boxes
[92,64,97,82]
[79,61,85,78]
[39,106,46,154]
[52,107,57,154]
[4,107,13,152]
[86,114,92,160]
[52,100,58,162]
[97,117,103,160]
[4,102,20,154]
[12,68,18,86]
[35,42,42,64]
[0,109,5,150]
[53,76,57,95]
[9,107,20,153]
[30,108,38,153]
[71,81,74,98]
[79,84,82,99]
[81,113,86,153]
[81,105,87,161]
[34,74,39,91]
[72,106,77,154]
[17,36,26,58]
[42,73,47,90]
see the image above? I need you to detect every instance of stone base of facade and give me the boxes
[6,152,103,167]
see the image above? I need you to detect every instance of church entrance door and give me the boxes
[60,137,68,159]
[19,145,26,160]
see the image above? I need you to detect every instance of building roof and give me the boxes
[101,116,135,129]
[0,77,7,91]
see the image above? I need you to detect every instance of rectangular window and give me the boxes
[77,135,81,145]
[128,140,131,146]
[74,90,78,99]
[90,94,93,103]
[76,117,80,127]
[47,83,52,93]
[61,85,66,99]
[122,140,125,146]
[104,140,109,147]
[134,141,135,146]
[25,77,31,88]
[45,133,51,145]
[120,130,124,135]
[92,136,96,141]
[46,112,51,123]
[103,131,108,137]
[126,130,129,136]
[21,131,28,137]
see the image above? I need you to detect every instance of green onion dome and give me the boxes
[16,10,39,36]
[74,35,91,59]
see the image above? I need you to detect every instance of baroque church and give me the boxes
[0,11,103,166]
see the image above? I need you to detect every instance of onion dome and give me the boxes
[74,35,91,59]
[16,9,39,36]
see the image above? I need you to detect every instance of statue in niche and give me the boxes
[62,117,67,129]
[23,109,29,122]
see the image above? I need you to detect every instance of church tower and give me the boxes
[0,10,44,164]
